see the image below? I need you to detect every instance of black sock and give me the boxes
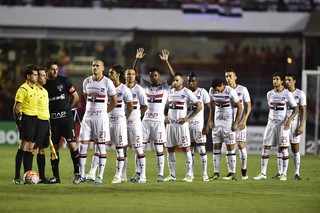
[70,149,80,174]
[15,149,25,179]
[37,154,46,180]
[50,152,60,178]
[23,151,33,173]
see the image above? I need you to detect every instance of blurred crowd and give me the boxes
[0,0,318,12]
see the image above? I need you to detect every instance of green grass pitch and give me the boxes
[0,145,319,212]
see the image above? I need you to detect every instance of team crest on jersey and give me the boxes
[149,95,157,102]
[57,84,63,92]
[171,101,177,108]
[91,93,98,102]
[188,104,196,111]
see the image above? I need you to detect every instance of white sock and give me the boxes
[134,154,141,174]
[79,143,88,177]
[213,149,221,173]
[191,146,195,176]
[155,144,164,176]
[97,143,107,179]
[184,150,193,177]
[293,152,300,175]
[261,148,270,175]
[226,155,231,173]
[168,152,176,177]
[198,146,207,176]
[277,152,283,174]
[122,155,127,179]
[136,146,146,179]
[227,150,236,173]
[282,149,289,175]
[115,148,125,178]
[239,148,247,170]
[88,153,99,179]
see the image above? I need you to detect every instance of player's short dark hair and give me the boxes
[188,72,197,78]
[110,64,125,83]
[45,59,59,70]
[149,67,161,74]
[175,72,183,78]
[225,67,236,74]
[111,65,124,74]
[23,65,38,79]
[93,58,105,66]
[37,67,46,71]
[285,73,296,81]
[273,72,284,81]
[211,78,223,88]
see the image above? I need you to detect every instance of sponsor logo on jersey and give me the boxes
[57,84,63,92]
[51,111,67,119]
[145,112,159,118]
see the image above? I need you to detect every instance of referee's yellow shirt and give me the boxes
[15,82,38,116]
[36,85,50,120]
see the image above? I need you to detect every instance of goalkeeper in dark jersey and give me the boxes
[44,59,81,184]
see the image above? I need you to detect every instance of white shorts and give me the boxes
[79,117,110,143]
[263,122,290,147]
[236,127,247,142]
[109,123,128,147]
[212,126,236,145]
[166,123,191,148]
[189,128,206,144]
[142,120,166,144]
[127,127,143,148]
[289,122,300,144]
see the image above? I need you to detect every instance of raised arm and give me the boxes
[133,47,145,84]
[159,49,175,85]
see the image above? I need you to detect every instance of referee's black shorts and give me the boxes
[35,119,50,149]
[50,118,76,145]
[18,114,38,142]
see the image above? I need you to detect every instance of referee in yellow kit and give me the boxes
[13,65,39,184]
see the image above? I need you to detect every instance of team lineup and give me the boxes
[13,48,306,185]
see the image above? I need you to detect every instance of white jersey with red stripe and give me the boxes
[140,78,170,122]
[233,84,251,123]
[109,83,133,124]
[82,75,116,118]
[167,86,199,126]
[187,87,210,130]
[127,83,148,130]
[286,88,306,124]
[267,88,297,123]
[209,85,239,127]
